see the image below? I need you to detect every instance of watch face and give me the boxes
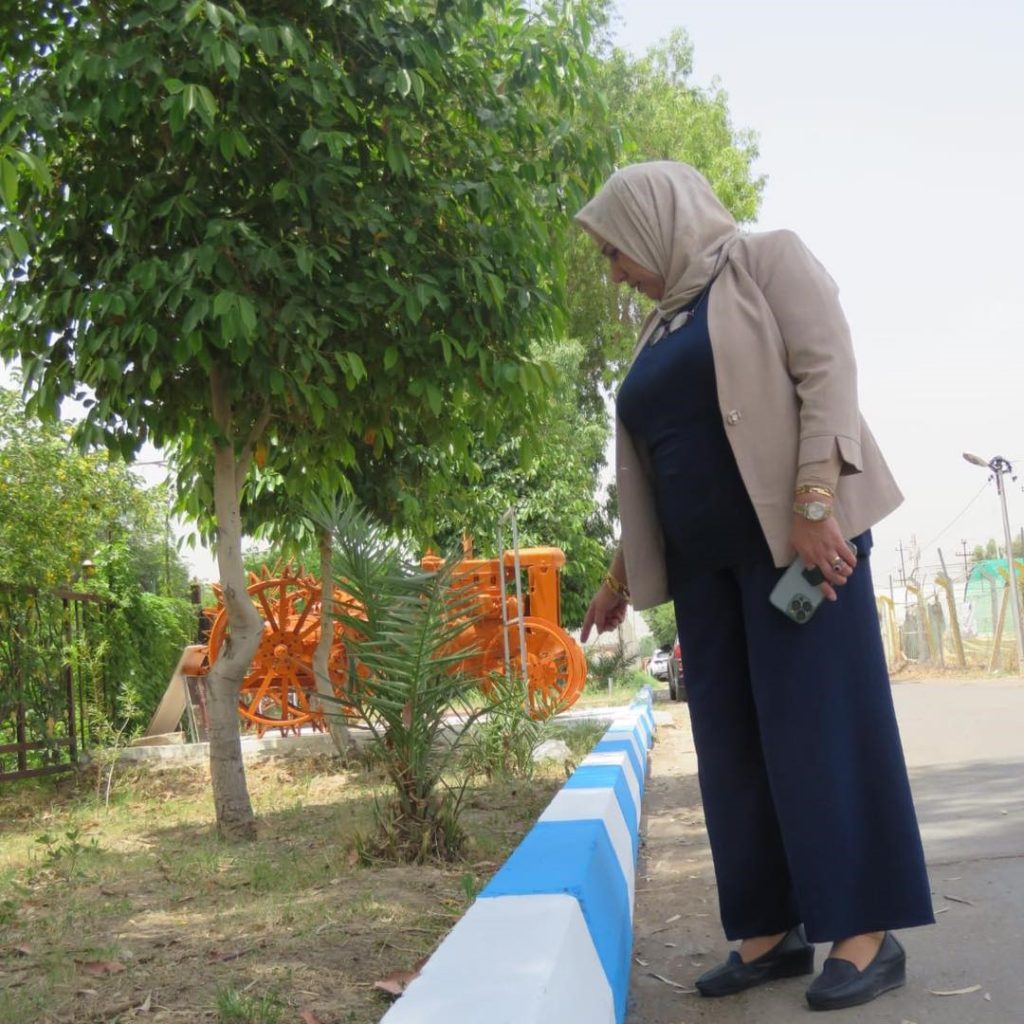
[807,501,828,521]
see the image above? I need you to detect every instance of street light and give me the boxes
[962,452,1024,672]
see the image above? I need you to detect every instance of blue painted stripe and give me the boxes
[480,819,632,1023]
[604,726,647,772]
[564,763,639,858]
[594,739,644,794]
[632,711,654,747]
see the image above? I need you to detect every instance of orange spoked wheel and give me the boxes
[484,617,587,720]
[207,566,348,737]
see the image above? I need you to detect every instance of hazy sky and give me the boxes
[610,0,1023,587]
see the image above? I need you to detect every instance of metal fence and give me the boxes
[876,563,1023,674]
[0,583,112,782]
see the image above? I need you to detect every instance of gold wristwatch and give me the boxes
[792,499,832,522]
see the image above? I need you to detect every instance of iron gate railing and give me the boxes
[0,583,112,782]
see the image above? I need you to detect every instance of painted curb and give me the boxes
[380,688,656,1024]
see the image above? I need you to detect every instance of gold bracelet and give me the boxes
[603,573,631,601]
[794,484,835,499]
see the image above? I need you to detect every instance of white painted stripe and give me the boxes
[606,725,648,771]
[585,749,638,802]
[601,726,647,769]
[539,787,636,906]
[380,894,615,1024]
[611,710,647,737]
[580,750,642,818]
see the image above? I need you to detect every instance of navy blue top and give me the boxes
[616,292,772,585]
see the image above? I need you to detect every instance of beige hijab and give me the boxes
[574,161,738,318]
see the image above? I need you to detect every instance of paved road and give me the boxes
[629,679,1024,1024]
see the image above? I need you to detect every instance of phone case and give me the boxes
[769,558,826,624]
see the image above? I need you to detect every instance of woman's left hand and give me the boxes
[790,514,857,601]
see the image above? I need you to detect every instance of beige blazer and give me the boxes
[616,228,903,611]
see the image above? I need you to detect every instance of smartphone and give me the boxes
[769,559,826,624]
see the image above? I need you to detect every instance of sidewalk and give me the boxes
[627,679,1024,1023]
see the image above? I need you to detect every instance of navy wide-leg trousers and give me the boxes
[671,542,934,943]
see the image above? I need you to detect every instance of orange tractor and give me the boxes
[198,546,587,736]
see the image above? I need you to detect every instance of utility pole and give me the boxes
[897,540,907,586]
[963,453,1024,673]
[961,539,970,577]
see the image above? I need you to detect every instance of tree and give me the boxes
[422,30,766,625]
[641,603,677,650]
[430,339,612,628]
[1,1,613,836]
[0,385,194,748]
[0,385,189,595]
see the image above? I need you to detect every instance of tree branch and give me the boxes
[235,400,271,497]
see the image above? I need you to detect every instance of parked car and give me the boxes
[648,648,673,681]
[669,638,686,702]
[649,645,686,701]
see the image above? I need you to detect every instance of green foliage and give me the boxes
[641,603,678,650]
[310,499,492,863]
[584,637,631,691]
[73,543,196,734]
[0,387,189,594]
[431,339,612,628]
[545,718,608,763]
[215,987,282,1024]
[0,0,615,526]
[427,28,767,625]
[460,673,544,781]
[34,826,101,881]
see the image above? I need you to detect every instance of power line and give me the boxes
[918,481,991,553]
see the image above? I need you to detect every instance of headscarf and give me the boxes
[574,161,739,319]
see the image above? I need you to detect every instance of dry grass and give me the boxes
[0,751,576,1024]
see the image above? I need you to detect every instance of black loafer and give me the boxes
[696,925,815,997]
[806,932,906,1011]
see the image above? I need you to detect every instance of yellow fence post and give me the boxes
[934,574,967,668]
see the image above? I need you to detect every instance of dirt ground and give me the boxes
[0,753,567,1024]
[628,697,720,1021]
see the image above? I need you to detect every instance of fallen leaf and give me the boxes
[373,959,426,998]
[634,956,649,967]
[75,988,100,997]
[664,913,681,923]
[299,1012,324,1024]
[77,960,125,977]
[942,893,973,905]
[935,907,950,914]
[929,984,982,996]
[984,993,992,1001]
[138,992,152,1013]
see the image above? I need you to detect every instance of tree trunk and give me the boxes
[312,527,356,757]
[201,368,264,840]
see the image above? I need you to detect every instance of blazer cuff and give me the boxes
[796,448,842,492]
[798,433,863,475]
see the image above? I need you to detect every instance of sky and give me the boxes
[609,0,1024,589]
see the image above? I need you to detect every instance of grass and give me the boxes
[216,987,283,1024]
[574,669,657,708]
[0,734,600,1024]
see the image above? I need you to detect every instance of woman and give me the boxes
[577,162,933,1012]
